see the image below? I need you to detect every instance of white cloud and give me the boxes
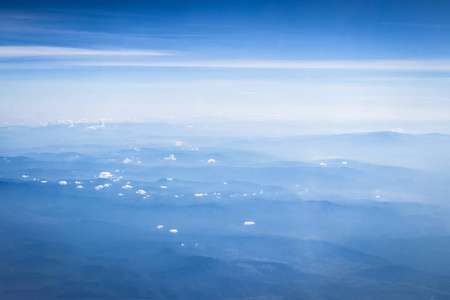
[76,185,84,189]
[0,46,170,57]
[95,185,104,190]
[174,140,185,146]
[244,221,255,226]
[99,171,113,178]
[169,229,178,233]
[164,154,176,161]
[122,184,133,189]
[207,158,217,163]
[342,161,348,165]
[123,157,133,163]
[390,127,405,133]
[41,180,47,183]
[58,180,67,185]
[118,193,123,196]
[136,189,146,195]
[64,59,450,72]
[320,162,327,166]
[22,175,29,178]
[161,186,167,189]
[75,181,82,184]
[194,193,204,197]
[167,178,173,181]
[157,225,164,229]
[223,182,228,185]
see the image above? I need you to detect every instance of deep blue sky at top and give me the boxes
[2,0,450,60]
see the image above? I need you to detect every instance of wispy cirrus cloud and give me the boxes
[71,59,450,71]
[1,46,450,72]
[2,57,450,71]
[0,46,172,57]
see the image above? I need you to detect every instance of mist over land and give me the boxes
[1,122,450,299]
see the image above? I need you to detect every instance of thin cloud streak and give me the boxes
[52,59,450,71]
[76,60,450,71]
[0,46,172,57]
[2,57,450,71]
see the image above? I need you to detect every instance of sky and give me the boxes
[0,0,450,132]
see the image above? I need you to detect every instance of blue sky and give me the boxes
[0,0,450,130]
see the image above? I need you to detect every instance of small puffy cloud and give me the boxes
[95,185,104,190]
[342,161,348,165]
[194,193,204,197]
[118,193,123,196]
[164,154,176,161]
[390,127,405,133]
[181,243,185,246]
[122,184,133,189]
[207,158,217,163]
[104,183,111,187]
[76,185,84,189]
[174,140,185,146]
[169,229,178,233]
[136,189,146,195]
[320,162,327,166]
[75,181,82,184]
[161,186,167,189]
[174,195,180,198]
[244,221,255,226]
[58,180,68,185]
[41,180,47,183]
[157,225,164,229]
[99,171,113,179]
[22,175,29,178]
[223,182,228,185]
[87,124,105,130]
[167,178,173,181]
[123,158,133,163]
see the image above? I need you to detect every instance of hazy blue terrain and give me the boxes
[0,122,449,299]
